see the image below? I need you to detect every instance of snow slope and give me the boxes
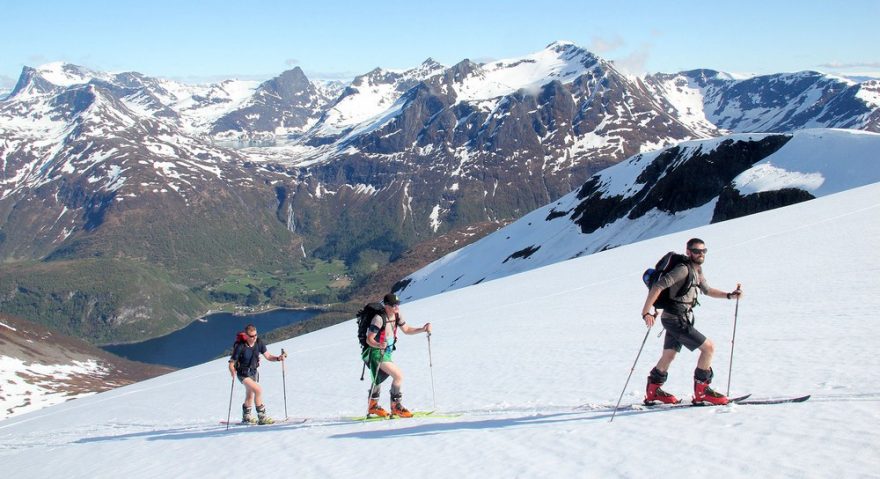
[16,62,262,135]
[398,128,880,300]
[0,315,172,420]
[454,40,600,102]
[1,182,878,477]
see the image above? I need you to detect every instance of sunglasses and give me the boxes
[689,248,708,255]
[247,333,257,338]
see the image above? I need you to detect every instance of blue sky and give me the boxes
[1,0,878,88]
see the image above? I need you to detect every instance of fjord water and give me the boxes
[102,309,321,368]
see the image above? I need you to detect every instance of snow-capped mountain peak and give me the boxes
[309,59,446,139]
[33,62,110,87]
[454,41,602,102]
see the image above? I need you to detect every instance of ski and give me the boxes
[642,393,752,409]
[346,411,461,422]
[347,415,388,423]
[606,394,811,413]
[691,393,752,406]
[220,417,307,427]
[735,395,810,405]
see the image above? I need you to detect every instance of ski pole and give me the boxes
[281,348,288,420]
[611,323,653,423]
[726,284,741,397]
[225,375,235,431]
[427,332,436,411]
[360,361,366,381]
[365,356,381,421]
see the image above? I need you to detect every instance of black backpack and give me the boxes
[357,302,388,349]
[642,252,695,311]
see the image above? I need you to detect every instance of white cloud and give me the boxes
[589,35,625,54]
[818,61,880,69]
[0,74,16,89]
[611,43,652,76]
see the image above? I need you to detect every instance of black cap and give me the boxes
[383,293,401,306]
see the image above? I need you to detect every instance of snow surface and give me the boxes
[1,183,879,477]
[312,61,445,139]
[454,41,599,102]
[398,129,880,301]
[0,356,104,417]
[34,62,113,87]
[25,62,262,136]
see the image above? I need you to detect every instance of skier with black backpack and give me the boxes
[227,324,287,424]
[358,293,431,418]
[640,238,743,406]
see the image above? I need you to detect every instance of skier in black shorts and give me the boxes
[228,324,287,424]
[640,238,743,405]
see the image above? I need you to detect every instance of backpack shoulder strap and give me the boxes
[251,338,265,368]
[369,303,388,326]
[232,340,248,370]
[672,261,696,299]
[365,306,388,340]
[231,341,243,363]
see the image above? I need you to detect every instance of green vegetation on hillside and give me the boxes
[44,207,300,283]
[206,259,351,306]
[0,255,363,344]
[0,258,208,344]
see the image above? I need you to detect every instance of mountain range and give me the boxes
[1,41,879,344]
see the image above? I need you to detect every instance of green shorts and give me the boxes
[362,347,393,384]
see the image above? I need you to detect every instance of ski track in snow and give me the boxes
[2,391,877,451]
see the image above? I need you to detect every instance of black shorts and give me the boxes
[237,370,259,384]
[661,314,707,352]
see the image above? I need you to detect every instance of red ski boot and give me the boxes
[693,381,729,405]
[645,382,680,405]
